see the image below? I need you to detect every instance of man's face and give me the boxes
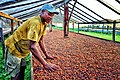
[42,10,55,23]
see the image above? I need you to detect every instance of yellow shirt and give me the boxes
[5,15,47,58]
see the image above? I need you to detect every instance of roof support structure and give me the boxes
[64,3,69,37]
[69,2,100,22]
[8,0,57,15]
[61,7,88,22]
[59,8,62,16]
[16,10,39,19]
[53,0,64,7]
[78,23,80,33]
[0,12,21,21]
[69,6,95,22]
[71,15,85,23]
[72,22,74,32]
[10,0,66,20]
[112,20,116,42]
[0,0,120,42]
[55,0,71,8]
[12,0,66,19]
[68,0,77,22]
[76,1,109,22]
[0,0,44,10]
[97,0,120,15]
[60,7,85,23]
[11,20,13,34]
[115,0,120,4]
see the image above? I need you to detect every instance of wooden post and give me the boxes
[11,20,14,34]
[78,23,79,33]
[72,22,74,32]
[0,21,5,57]
[112,20,116,42]
[18,21,20,26]
[64,3,69,37]
[102,24,104,33]
[49,21,52,32]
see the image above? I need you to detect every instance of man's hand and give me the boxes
[46,55,57,60]
[43,63,60,72]
[45,52,57,60]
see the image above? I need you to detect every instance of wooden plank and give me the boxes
[0,12,22,22]
[0,12,14,20]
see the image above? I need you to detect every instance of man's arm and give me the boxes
[29,40,59,71]
[39,36,47,56]
[39,36,54,59]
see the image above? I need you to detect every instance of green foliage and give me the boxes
[53,26,120,42]
[0,48,11,80]
[25,54,31,80]
[0,43,31,80]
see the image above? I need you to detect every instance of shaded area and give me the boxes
[32,30,120,80]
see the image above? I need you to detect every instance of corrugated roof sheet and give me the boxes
[0,0,120,23]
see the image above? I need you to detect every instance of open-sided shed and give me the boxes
[0,0,120,79]
[0,0,120,39]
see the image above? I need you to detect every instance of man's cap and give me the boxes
[41,4,59,14]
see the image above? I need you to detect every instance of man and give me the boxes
[5,4,59,80]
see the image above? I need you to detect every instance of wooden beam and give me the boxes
[0,12,14,20]
[64,3,69,37]
[49,21,52,32]
[0,12,22,22]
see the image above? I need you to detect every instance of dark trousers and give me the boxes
[19,57,26,80]
[11,57,26,80]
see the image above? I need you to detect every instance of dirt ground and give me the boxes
[33,30,120,80]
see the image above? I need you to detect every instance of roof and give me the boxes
[0,0,120,24]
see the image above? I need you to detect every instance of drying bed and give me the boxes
[33,30,120,80]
